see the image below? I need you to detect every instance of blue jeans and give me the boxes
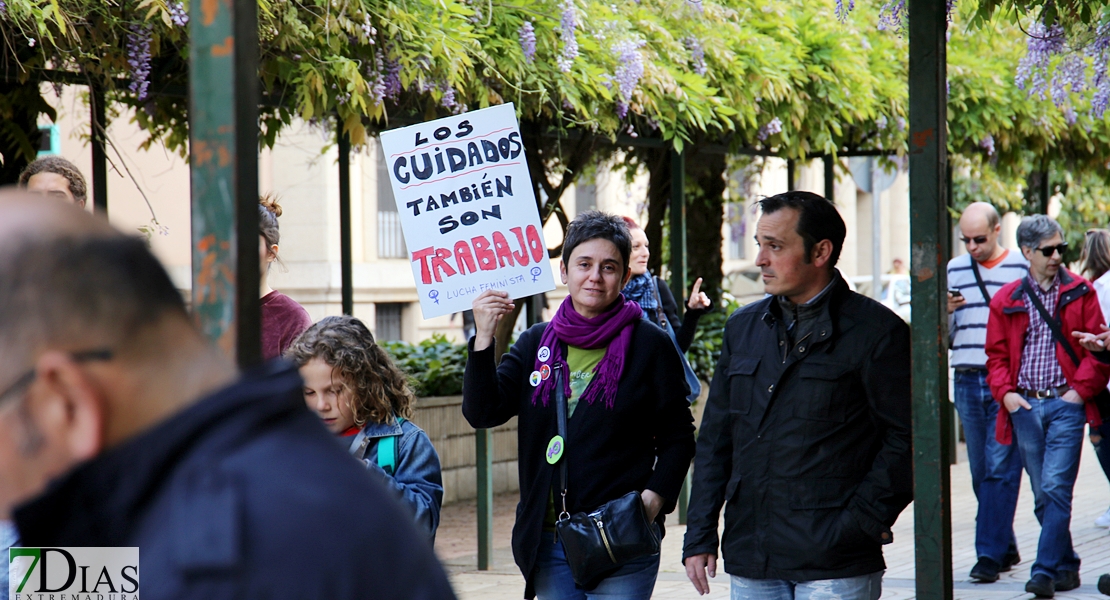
[533,531,660,600]
[952,369,1023,562]
[730,572,883,600]
[1009,395,1086,579]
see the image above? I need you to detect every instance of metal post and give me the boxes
[872,159,882,301]
[909,0,953,597]
[476,428,494,570]
[90,85,108,214]
[787,159,796,192]
[669,148,686,312]
[823,155,834,203]
[1039,169,1050,215]
[188,0,260,367]
[338,129,354,316]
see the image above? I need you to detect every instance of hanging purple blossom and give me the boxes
[557,0,578,73]
[383,55,402,100]
[126,25,154,101]
[685,0,704,14]
[835,0,855,22]
[612,39,645,119]
[877,0,906,33]
[441,84,458,112]
[168,3,188,27]
[1091,26,1110,119]
[1015,22,1065,98]
[684,37,707,76]
[0,2,7,17]
[361,14,376,41]
[366,52,387,106]
[757,117,782,142]
[979,134,995,157]
[876,115,888,131]
[519,21,537,64]
[1049,52,1085,107]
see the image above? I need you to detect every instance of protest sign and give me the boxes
[379,103,556,319]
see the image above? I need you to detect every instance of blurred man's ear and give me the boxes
[31,351,104,463]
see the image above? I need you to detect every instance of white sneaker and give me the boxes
[1095,507,1110,528]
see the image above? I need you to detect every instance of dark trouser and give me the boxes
[952,369,1023,563]
[1090,419,1110,491]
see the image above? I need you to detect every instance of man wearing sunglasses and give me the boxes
[985,214,1110,598]
[945,202,1028,584]
[0,193,456,600]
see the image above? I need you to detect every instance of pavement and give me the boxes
[435,441,1110,599]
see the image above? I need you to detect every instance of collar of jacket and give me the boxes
[13,361,307,548]
[1003,267,1090,314]
[357,416,404,439]
[761,272,847,343]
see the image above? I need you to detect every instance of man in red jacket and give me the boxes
[985,214,1110,599]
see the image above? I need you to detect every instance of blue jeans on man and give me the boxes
[729,572,883,600]
[953,369,1023,563]
[1009,394,1086,580]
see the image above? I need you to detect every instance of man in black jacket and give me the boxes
[0,192,455,600]
[683,191,913,600]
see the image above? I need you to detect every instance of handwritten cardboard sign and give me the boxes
[379,103,556,319]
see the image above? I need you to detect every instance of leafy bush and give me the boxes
[685,293,745,392]
[381,334,468,398]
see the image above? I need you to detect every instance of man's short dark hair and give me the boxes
[759,191,846,268]
[18,156,88,206]
[0,233,187,362]
[561,211,632,272]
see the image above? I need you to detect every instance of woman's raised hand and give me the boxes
[472,290,515,351]
[687,277,711,311]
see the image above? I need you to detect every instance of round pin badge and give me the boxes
[546,435,565,464]
[540,364,551,380]
[538,346,551,362]
[529,371,542,387]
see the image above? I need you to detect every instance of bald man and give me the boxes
[947,202,1029,583]
[0,192,455,599]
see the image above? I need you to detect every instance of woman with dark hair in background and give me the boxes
[1080,228,1110,528]
[464,211,695,599]
[259,194,312,360]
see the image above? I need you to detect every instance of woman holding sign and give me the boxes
[463,211,696,599]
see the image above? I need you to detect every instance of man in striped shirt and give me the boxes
[947,202,1028,584]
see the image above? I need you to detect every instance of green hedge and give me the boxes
[381,334,468,398]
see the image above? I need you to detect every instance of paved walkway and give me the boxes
[436,441,1110,599]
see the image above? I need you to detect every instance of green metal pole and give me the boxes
[909,0,953,597]
[90,84,108,215]
[188,0,260,367]
[476,428,494,570]
[668,148,686,312]
[823,155,834,202]
[338,129,353,316]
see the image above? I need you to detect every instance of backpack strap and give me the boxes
[971,254,992,304]
[1022,278,1081,367]
[376,416,406,476]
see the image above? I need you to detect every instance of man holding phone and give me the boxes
[947,202,1029,584]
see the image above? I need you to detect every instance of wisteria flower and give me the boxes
[684,37,708,76]
[557,0,578,73]
[979,134,995,157]
[168,2,188,27]
[519,21,536,64]
[757,117,782,142]
[612,38,645,119]
[126,25,153,101]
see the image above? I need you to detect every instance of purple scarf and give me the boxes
[532,294,643,409]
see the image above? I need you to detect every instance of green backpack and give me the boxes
[376,417,405,476]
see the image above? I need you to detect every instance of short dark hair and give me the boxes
[18,156,88,206]
[758,191,846,268]
[561,211,632,272]
[0,233,187,363]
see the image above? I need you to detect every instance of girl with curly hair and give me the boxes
[286,315,444,540]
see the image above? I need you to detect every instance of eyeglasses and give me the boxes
[960,235,989,245]
[0,349,113,407]
[1034,243,1068,258]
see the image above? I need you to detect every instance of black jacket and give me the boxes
[14,362,455,600]
[682,275,913,580]
[646,276,709,353]
[464,320,696,598]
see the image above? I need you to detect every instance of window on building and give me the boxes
[377,149,407,259]
[376,303,404,342]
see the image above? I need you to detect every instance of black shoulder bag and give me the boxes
[971,255,992,303]
[1021,279,1110,418]
[552,364,661,587]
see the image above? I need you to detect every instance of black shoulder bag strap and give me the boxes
[651,276,669,329]
[971,254,992,304]
[554,364,570,522]
[1022,279,1081,368]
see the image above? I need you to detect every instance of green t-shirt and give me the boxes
[544,345,607,527]
[566,346,606,418]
